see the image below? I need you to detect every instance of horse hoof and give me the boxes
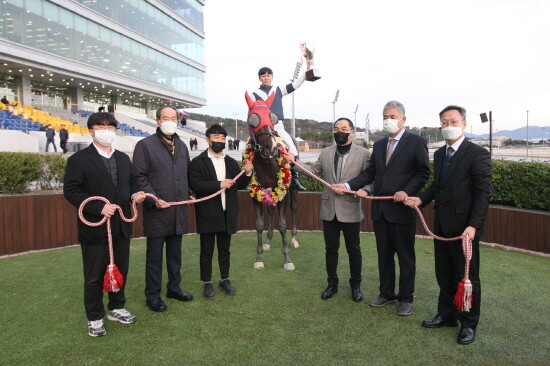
[283,263,295,271]
[262,244,271,250]
[254,262,265,269]
[291,238,300,248]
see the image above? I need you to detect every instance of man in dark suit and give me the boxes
[132,106,195,312]
[189,124,253,299]
[64,112,145,337]
[285,118,373,302]
[333,100,430,316]
[405,105,492,345]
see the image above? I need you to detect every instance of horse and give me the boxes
[244,91,299,270]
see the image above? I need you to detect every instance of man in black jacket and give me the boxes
[333,100,430,316]
[45,124,57,152]
[132,106,195,312]
[64,112,145,337]
[59,124,69,154]
[405,105,492,345]
[189,124,253,299]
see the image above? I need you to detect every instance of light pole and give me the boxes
[526,110,529,157]
[290,61,302,138]
[353,104,359,126]
[365,113,370,145]
[233,112,238,139]
[332,89,339,122]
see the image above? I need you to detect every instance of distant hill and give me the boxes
[465,125,550,140]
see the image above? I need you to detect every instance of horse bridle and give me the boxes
[250,125,281,160]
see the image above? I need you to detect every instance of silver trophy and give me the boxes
[301,43,321,81]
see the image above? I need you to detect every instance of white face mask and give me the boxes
[383,119,400,134]
[441,126,464,141]
[160,121,178,135]
[93,129,116,147]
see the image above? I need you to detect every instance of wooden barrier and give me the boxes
[1,191,549,256]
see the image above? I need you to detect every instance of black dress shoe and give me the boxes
[166,289,193,302]
[457,327,476,345]
[351,288,363,302]
[146,298,167,312]
[421,315,459,328]
[321,284,338,299]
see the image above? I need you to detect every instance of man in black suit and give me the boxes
[189,124,253,299]
[405,105,492,345]
[133,106,195,312]
[64,112,146,337]
[333,100,430,316]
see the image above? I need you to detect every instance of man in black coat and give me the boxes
[59,124,69,154]
[405,105,492,345]
[64,112,145,337]
[333,100,430,316]
[189,124,253,299]
[132,106,195,312]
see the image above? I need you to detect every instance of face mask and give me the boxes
[441,126,464,141]
[333,132,350,145]
[211,141,226,153]
[93,129,116,147]
[383,119,400,134]
[160,121,178,135]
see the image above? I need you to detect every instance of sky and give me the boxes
[194,0,550,135]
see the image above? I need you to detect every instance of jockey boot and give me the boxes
[291,167,307,191]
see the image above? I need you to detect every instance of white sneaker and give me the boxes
[88,319,106,337]
[107,308,137,324]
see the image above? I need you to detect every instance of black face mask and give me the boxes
[211,142,226,153]
[333,132,350,145]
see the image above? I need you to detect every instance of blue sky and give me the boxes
[195,0,550,135]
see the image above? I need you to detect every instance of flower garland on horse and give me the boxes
[243,137,291,206]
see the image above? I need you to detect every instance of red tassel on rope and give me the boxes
[103,264,124,292]
[454,278,473,312]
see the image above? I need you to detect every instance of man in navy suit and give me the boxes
[405,105,492,345]
[333,100,430,316]
[64,112,146,337]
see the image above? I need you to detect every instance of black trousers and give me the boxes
[322,218,362,287]
[81,237,130,321]
[373,216,417,302]
[60,139,67,153]
[199,232,231,282]
[434,235,481,329]
[145,235,182,300]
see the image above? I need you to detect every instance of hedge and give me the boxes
[0,152,66,193]
[2,153,549,211]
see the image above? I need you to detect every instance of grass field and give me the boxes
[1,232,549,366]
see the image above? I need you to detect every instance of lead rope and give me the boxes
[291,160,473,312]
[78,166,249,293]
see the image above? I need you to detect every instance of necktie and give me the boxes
[386,138,396,165]
[447,146,455,158]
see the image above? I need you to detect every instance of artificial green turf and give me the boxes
[1,232,549,366]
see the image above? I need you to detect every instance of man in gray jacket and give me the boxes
[132,106,194,312]
[285,117,372,302]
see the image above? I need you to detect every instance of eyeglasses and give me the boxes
[333,128,352,133]
[93,125,116,131]
[440,120,464,127]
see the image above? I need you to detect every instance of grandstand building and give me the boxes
[0,0,205,113]
[0,0,207,153]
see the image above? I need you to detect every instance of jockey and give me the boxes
[250,66,309,191]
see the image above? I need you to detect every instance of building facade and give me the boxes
[0,0,205,114]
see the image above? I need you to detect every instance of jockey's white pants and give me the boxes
[274,120,298,156]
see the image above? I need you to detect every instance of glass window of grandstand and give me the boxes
[0,75,18,102]
[72,0,205,64]
[0,0,205,99]
[82,92,111,114]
